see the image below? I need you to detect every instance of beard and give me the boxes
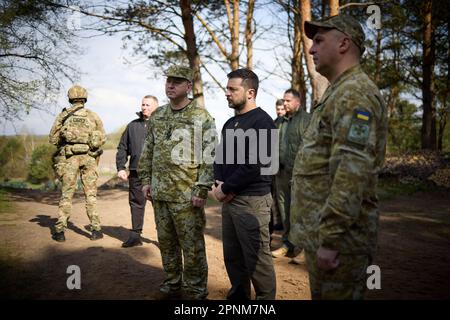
[228,97,246,111]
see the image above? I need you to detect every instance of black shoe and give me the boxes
[121,237,143,248]
[52,231,65,242]
[90,230,103,240]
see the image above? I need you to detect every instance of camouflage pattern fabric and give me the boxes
[305,250,369,300]
[305,15,366,54]
[138,99,216,202]
[289,65,387,299]
[138,98,215,299]
[67,85,88,101]
[54,154,101,232]
[289,64,388,256]
[49,101,106,233]
[165,65,193,82]
[153,200,208,299]
[49,102,106,148]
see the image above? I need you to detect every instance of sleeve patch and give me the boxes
[347,110,372,146]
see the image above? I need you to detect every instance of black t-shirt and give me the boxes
[214,107,276,196]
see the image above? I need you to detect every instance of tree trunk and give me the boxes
[438,105,448,152]
[421,0,437,149]
[387,84,399,119]
[329,0,339,16]
[375,29,382,86]
[292,0,307,106]
[300,0,329,107]
[245,0,255,69]
[438,19,450,151]
[225,0,240,70]
[180,0,205,108]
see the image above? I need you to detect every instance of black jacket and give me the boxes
[116,112,149,171]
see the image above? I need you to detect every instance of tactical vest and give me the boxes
[61,108,94,155]
[61,109,92,143]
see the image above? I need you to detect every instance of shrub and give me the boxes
[27,144,56,183]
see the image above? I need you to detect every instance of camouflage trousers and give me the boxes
[55,154,101,233]
[305,250,369,300]
[152,200,208,299]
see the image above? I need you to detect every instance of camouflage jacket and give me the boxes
[281,107,311,171]
[289,64,388,255]
[138,99,216,202]
[49,102,106,151]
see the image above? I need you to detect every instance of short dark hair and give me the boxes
[275,99,284,106]
[284,88,301,101]
[227,68,259,96]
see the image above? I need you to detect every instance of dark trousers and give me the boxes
[129,170,146,233]
[222,194,276,300]
[274,167,296,250]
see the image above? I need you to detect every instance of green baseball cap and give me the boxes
[165,65,193,82]
[305,15,365,54]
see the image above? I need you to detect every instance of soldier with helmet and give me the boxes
[49,85,106,242]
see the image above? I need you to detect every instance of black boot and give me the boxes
[52,231,65,242]
[122,231,143,248]
[90,230,103,240]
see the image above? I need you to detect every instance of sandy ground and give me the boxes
[1,150,449,300]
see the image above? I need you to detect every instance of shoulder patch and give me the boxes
[347,109,372,147]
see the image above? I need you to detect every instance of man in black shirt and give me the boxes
[116,95,158,247]
[213,69,277,300]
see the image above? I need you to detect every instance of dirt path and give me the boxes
[1,186,449,300]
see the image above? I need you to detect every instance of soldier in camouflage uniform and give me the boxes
[138,66,216,300]
[289,15,388,299]
[49,85,106,242]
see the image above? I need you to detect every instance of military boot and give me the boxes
[122,231,143,248]
[90,230,103,240]
[52,231,65,242]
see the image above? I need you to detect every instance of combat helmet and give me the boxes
[68,85,88,102]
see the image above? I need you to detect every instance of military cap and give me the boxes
[305,14,365,54]
[165,65,193,82]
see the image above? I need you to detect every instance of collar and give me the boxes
[136,111,150,120]
[312,64,362,112]
[65,102,84,113]
[169,98,194,112]
[330,64,362,88]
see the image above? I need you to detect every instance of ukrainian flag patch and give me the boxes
[356,110,370,121]
[347,109,372,147]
